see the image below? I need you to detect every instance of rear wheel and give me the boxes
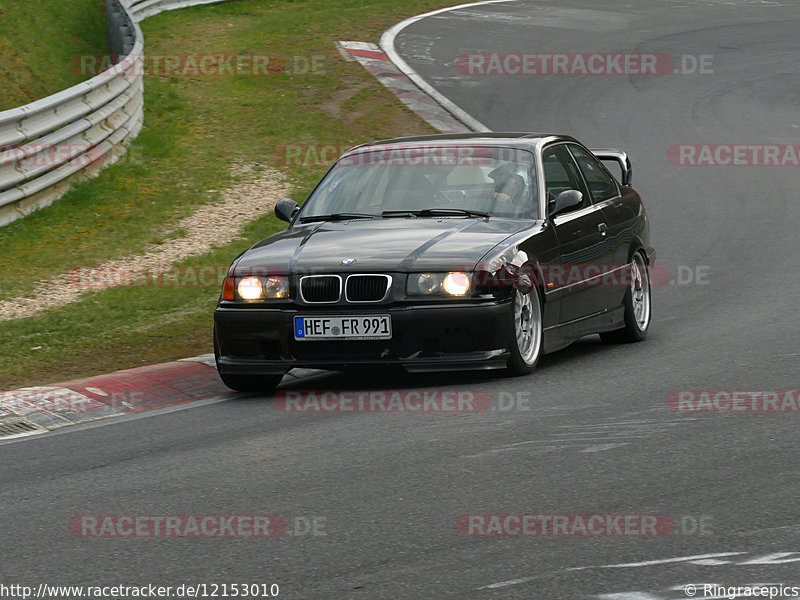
[601,249,651,343]
[506,287,543,376]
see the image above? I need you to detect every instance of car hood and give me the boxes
[233,217,537,274]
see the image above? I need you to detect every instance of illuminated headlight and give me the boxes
[442,272,471,296]
[408,272,471,297]
[237,276,265,301]
[235,275,290,301]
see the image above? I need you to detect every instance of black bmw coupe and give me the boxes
[214,133,655,392]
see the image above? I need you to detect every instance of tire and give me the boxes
[600,249,651,344]
[218,372,284,394]
[506,287,544,376]
[213,330,284,393]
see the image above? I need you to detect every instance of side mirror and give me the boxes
[551,190,583,216]
[274,198,299,223]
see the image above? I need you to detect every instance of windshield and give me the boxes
[298,145,538,220]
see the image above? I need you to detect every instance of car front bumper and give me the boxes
[214,299,512,375]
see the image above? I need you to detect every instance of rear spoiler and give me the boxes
[590,148,632,186]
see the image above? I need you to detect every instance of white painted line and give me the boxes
[595,593,663,600]
[580,442,629,453]
[483,555,799,596]
[688,558,740,566]
[339,41,381,52]
[478,576,536,589]
[335,41,358,61]
[737,552,800,565]
[545,436,649,440]
[557,420,685,428]
[379,0,512,131]
[567,552,747,570]
[178,353,216,367]
[0,426,47,441]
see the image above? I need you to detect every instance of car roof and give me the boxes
[344,132,580,157]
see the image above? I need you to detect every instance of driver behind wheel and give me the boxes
[488,163,526,211]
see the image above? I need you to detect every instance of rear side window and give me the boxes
[568,145,619,204]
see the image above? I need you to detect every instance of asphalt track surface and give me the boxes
[2,1,800,598]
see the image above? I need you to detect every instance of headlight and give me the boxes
[238,276,265,301]
[232,275,290,301]
[407,272,471,297]
[263,275,289,299]
[442,272,471,296]
[416,273,440,295]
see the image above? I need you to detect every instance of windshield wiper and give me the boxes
[382,208,491,219]
[299,212,379,223]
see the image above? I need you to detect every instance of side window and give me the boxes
[542,145,590,213]
[568,145,620,204]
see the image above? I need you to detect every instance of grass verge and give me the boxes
[0,0,461,388]
[0,0,107,110]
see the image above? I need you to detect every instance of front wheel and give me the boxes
[601,249,651,343]
[214,330,285,393]
[218,373,284,394]
[506,288,544,376]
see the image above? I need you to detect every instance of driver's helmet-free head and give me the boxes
[488,163,518,182]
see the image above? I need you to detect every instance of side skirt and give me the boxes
[542,306,626,354]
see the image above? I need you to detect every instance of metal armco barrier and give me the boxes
[0,0,232,227]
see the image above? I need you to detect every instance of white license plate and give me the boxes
[294,315,392,341]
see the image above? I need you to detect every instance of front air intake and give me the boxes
[300,275,341,303]
[345,275,391,302]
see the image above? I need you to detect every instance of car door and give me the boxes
[567,144,634,310]
[542,143,611,323]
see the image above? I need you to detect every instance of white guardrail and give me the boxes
[0,0,231,227]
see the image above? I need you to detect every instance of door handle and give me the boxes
[598,223,608,236]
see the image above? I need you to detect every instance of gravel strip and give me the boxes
[0,163,289,321]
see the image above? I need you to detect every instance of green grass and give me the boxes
[0,0,107,110]
[0,0,461,389]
